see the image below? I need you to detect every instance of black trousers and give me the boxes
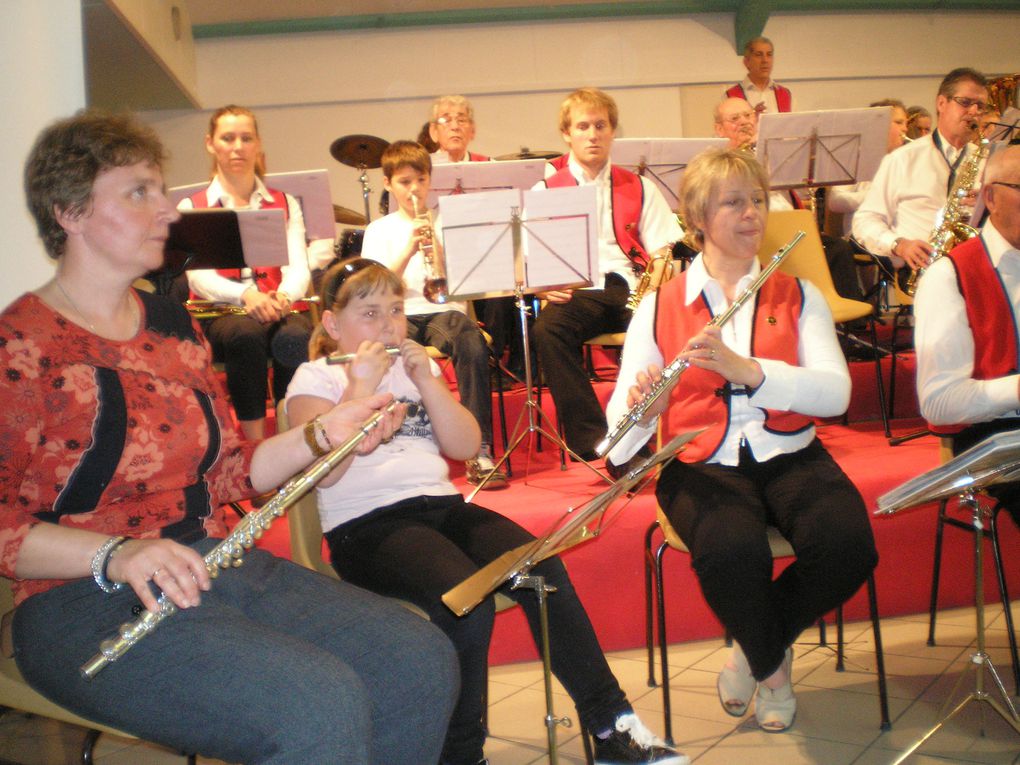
[656,439,878,680]
[532,274,632,456]
[326,495,629,765]
[202,313,311,421]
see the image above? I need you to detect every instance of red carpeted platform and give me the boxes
[247,355,1020,666]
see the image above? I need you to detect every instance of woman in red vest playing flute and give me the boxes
[606,147,877,733]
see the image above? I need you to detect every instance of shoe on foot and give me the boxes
[755,648,796,733]
[593,712,689,764]
[717,643,756,717]
[465,455,508,490]
[605,444,654,481]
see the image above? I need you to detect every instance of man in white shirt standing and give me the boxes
[723,37,793,116]
[533,87,682,463]
[914,143,1020,533]
[853,68,990,277]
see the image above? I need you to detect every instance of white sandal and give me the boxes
[716,644,756,717]
[755,648,796,733]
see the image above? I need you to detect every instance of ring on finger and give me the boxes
[710,348,716,359]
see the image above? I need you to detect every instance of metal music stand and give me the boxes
[443,431,701,765]
[876,431,1020,762]
[439,185,603,497]
[611,138,727,211]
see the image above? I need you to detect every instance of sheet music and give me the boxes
[522,186,598,292]
[391,158,547,213]
[264,169,335,241]
[439,190,519,297]
[612,138,728,209]
[236,208,289,267]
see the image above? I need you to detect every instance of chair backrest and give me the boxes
[275,402,340,580]
[758,210,871,324]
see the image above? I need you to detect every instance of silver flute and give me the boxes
[594,231,805,459]
[80,402,397,679]
[326,346,401,365]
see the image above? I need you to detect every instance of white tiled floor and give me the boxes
[2,603,1018,764]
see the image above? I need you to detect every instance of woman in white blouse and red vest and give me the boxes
[606,147,877,733]
[179,105,312,440]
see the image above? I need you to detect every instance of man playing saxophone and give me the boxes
[914,143,1020,533]
[606,147,877,734]
[853,68,991,279]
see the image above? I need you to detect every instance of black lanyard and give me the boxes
[932,131,967,192]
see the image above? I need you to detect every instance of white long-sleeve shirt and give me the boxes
[180,175,311,304]
[914,221,1020,426]
[605,253,850,465]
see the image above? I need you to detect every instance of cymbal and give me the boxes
[495,148,563,161]
[330,134,389,169]
[333,204,366,226]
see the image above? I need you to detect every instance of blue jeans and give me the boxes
[13,542,459,765]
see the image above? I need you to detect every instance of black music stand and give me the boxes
[439,185,604,496]
[877,431,1020,763]
[443,431,701,765]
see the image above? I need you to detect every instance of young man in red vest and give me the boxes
[533,87,682,463]
[724,37,793,116]
[915,143,1020,532]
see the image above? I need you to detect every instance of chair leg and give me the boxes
[867,573,892,730]
[643,521,659,688]
[580,724,595,765]
[835,606,845,672]
[82,729,101,765]
[654,541,675,746]
[869,316,891,439]
[817,617,828,648]
[989,507,1020,696]
[927,499,950,647]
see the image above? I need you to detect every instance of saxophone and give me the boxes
[80,402,396,679]
[626,248,676,311]
[904,128,991,296]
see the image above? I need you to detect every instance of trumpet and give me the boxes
[411,194,448,304]
[185,296,319,320]
[327,346,401,365]
[80,402,397,679]
[594,230,805,460]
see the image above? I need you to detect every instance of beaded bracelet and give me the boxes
[91,536,127,593]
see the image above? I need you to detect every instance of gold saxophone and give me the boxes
[626,248,676,311]
[80,402,397,679]
[904,128,991,296]
[595,230,805,459]
[185,296,319,320]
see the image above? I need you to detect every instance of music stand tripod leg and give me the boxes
[512,573,571,765]
[891,493,1020,763]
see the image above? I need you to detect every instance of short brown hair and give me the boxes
[742,36,773,56]
[24,109,166,259]
[381,140,432,180]
[557,88,619,134]
[938,68,987,99]
[679,147,770,249]
[309,258,405,359]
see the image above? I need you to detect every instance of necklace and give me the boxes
[55,277,97,332]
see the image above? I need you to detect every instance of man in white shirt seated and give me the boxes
[723,37,794,116]
[533,87,682,463]
[914,143,1020,532]
[428,95,490,164]
[853,68,990,282]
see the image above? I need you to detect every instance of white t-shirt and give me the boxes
[285,356,456,531]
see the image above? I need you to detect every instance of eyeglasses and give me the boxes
[948,96,992,114]
[992,181,1020,192]
[435,115,471,127]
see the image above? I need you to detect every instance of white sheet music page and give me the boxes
[522,185,598,292]
[236,208,289,267]
[439,189,520,299]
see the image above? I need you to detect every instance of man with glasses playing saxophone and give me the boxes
[853,68,991,285]
[914,143,1020,533]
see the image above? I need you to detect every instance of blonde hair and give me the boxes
[207,104,265,178]
[679,148,770,249]
[308,259,405,359]
[557,88,619,134]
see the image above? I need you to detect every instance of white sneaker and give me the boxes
[593,712,690,764]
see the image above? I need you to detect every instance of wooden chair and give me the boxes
[643,508,890,743]
[927,439,1019,695]
[759,210,891,437]
[0,579,196,764]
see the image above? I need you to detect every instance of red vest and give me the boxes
[725,82,793,113]
[654,270,811,462]
[468,151,490,162]
[188,186,289,293]
[547,154,570,172]
[545,164,647,265]
[928,236,1019,436]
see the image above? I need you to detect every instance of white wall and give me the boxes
[140,9,1018,225]
[0,1,86,311]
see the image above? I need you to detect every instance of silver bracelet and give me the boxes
[91,536,127,593]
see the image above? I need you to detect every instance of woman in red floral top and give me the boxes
[0,110,457,765]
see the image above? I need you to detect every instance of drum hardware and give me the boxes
[494,148,563,161]
[329,134,390,225]
[332,204,366,226]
